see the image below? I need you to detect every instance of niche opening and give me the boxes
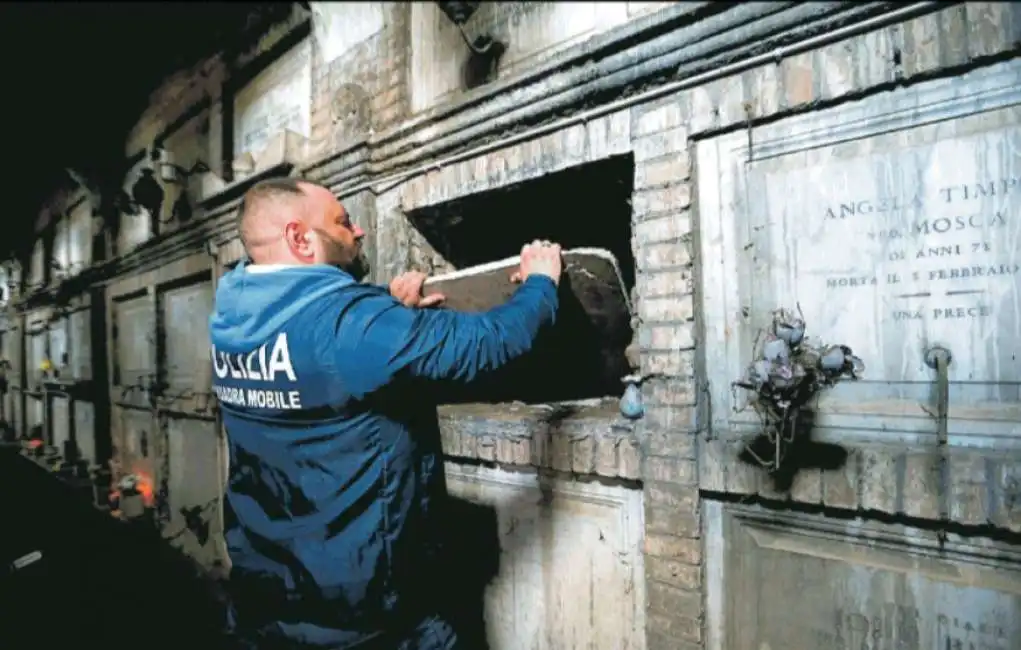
[408,154,637,405]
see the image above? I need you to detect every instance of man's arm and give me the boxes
[331,275,558,400]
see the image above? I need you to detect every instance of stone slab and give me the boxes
[424,248,634,403]
[704,501,1021,650]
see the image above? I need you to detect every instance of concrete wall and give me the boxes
[7,2,1021,649]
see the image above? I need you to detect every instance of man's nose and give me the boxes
[353,223,366,239]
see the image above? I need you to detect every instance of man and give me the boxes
[209,177,562,649]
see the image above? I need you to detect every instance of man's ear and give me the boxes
[284,222,315,261]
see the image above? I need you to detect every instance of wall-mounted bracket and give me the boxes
[924,343,953,545]
[923,344,951,447]
[436,1,502,55]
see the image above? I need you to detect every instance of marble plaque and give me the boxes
[697,60,1021,446]
[706,502,1021,650]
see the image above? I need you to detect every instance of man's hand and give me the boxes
[511,240,563,286]
[389,271,446,308]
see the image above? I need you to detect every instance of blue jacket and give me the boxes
[208,261,558,647]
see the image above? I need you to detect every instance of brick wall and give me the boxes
[407,1,676,114]
[680,0,1021,522]
[125,56,226,158]
[363,3,1020,648]
[304,2,409,282]
[308,2,410,159]
[627,101,702,650]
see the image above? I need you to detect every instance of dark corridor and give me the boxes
[0,448,230,648]
[0,446,502,650]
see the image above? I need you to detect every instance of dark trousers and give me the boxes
[226,600,459,650]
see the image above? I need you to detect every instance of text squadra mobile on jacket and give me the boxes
[211,332,304,410]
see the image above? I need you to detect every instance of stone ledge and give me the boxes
[300,137,371,189]
[438,401,642,480]
[370,3,905,175]
[700,437,1021,533]
[373,2,715,152]
[399,111,631,214]
[680,2,1019,139]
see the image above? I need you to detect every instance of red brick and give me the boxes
[646,556,702,590]
[640,295,694,323]
[644,455,697,485]
[647,581,703,622]
[816,41,856,101]
[633,212,692,244]
[782,51,815,107]
[633,184,692,216]
[641,351,695,378]
[632,101,685,136]
[645,506,700,537]
[647,613,703,645]
[638,268,693,298]
[638,239,692,272]
[645,480,698,511]
[647,631,701,650]
[644,376,697,405]
[644,324,695,351]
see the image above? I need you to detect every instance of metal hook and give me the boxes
[456,22,496,54]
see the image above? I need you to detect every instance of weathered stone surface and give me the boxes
[692,60,1021,614]
[704,501,1021,650]
[700,437,1021,531]
[444,462,646,649]
[436,401,641,480]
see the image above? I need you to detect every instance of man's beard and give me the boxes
[318,231,370,281]
[345,249,371,282]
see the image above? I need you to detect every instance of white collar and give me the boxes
[245,264,300,274]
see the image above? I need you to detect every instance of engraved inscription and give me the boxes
[937,612,1011,650]
[819,177,1018,325]
[749,119,1021,383]
[813,604,921,650]
[807,605,1013,650]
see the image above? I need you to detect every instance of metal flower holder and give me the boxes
[732,307,865,473]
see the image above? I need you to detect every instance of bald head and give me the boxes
[236,177,367,275]
[237,177,308,258]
